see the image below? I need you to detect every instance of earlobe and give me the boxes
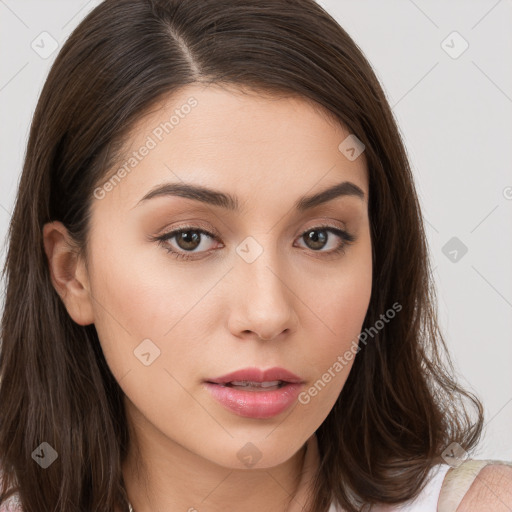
[42,221,94,326]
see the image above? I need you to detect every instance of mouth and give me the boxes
[202,367,305,419]
[205,366,304,386]
[206,380,289,391]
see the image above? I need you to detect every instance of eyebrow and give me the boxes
[134,180,365,212]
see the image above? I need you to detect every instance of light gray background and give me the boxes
[1,0,511,460]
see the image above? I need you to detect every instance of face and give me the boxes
[54,84,372,470]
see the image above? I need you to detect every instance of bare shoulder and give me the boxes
[456,464,512,512]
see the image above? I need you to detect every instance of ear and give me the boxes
[42,221,94,326]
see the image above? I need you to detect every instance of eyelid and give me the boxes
[156,217,347,238]
[300,218,347,233]
[154,220,221,240]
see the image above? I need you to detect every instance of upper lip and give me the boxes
[206,367,304,384]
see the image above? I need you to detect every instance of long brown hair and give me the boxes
[0,0,483,511]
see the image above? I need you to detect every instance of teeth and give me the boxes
[229,380,282,387]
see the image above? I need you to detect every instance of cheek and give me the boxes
[298,242,372,387]
[310,242,372,334]
[86,229,224,380]
[305,283,370,373]
[294,281,371,424]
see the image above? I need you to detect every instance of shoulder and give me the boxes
[0,496,22,512]
[0,492,22,512]
[438,459,512,512]
[0,469,22,512]
[454,463,512,511]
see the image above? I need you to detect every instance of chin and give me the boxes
[198,431,307,470]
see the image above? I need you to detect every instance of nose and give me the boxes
[227,246,297,342]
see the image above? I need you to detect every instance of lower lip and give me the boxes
[203,382,303,419]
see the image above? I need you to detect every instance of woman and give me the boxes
[0,0,510,511]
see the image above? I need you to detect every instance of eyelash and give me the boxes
[151,223,356,261]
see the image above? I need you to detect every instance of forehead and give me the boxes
[97,84,368,211]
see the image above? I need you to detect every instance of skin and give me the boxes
[43,84,372,512]
[456,465,512,511]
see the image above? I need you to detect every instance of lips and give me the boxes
[203,366,305,418]
[205,366,304,386]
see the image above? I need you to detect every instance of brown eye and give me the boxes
[296,226,355,255]
[174,230,203,251]
[151,223,355,262]
[154,227,219,260]
[302,229,329,250]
